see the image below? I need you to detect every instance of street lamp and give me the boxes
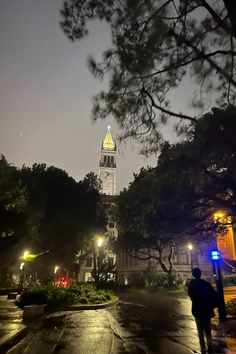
[19,249,29,292]
[97,238,103,248]
[187,243,193,270]
[94,237,104,288]
[54,265,60,285]
[23,250,29,260]
[211,250,226,322]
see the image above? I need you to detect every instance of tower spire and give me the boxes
[98,126,117,195]
[102,126,116,151]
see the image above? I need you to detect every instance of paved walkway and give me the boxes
[0,295,26,353]
[0,290,235,353]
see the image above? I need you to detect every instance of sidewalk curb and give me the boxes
[64,297,119,311]
[0,325,27,353]
[45,297,119,312]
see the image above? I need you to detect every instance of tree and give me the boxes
[117,106,236,273]
[83,172,102,192]
[187,105,236,216]
[0,156,28,281]
[60,0,236,153]
[19,164,106,278]
[117,162,210,274]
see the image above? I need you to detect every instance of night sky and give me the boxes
[0,0,198,191]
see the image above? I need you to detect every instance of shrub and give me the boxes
[223,275,236,286]
[78,297,89,304]
[0,275,15,289]
[17,283,115,309]
[227,299,236,316]
[104,293,111,301]
[150,272,184,290]
[17,289,48,308]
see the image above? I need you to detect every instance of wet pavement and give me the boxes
[7,292,232,354]
[0,296,26,353]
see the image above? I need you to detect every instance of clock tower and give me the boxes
[98,126,117,195]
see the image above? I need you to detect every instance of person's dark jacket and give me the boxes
[188,278,218,318]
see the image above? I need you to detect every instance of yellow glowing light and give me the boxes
[97,238,103,248]
[103,127,115,150]
[54,265,60,274]
[214,211,225,223]
[23,250,29,260]
[188,243,193,250]
[20,262,25,270]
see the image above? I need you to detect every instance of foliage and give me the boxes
[223,275,236,286]
[60,0,236,153]
[187,105,236,216]
[83,172,102,192]
[0,156,106,280]
[0,156,28,279]
[78,296,89,304]
[149,272,184,290]
[124,270,184,290]
[0,274,15,289]
[0,156,28,249]
[226,298,236,316]
[17,283,114,309]
[18,287,48,308]
[92,248,116,288]
[19,164,105,277]
[117,152,209,274]
[117,107,236,273]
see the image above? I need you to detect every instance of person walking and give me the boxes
[188,267,218,354]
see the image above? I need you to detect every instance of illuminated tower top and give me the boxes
[98,126,117,195]
[102,125,116,151]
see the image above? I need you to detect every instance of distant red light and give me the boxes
[56,276,69,287]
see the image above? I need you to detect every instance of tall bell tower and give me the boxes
[98,126,117,195]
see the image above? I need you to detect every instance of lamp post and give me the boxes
[94,237,103,288]
[97,238,103,281]
[19,250,29,292]
[211,250,226,322]
[187,243,193,271]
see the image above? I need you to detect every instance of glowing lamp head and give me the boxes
[54,265,60,274]
[214,212,225,223]
[211,250,221,261]
[23,250,29,260]
[97,238,103,248]
[188,243,193,250]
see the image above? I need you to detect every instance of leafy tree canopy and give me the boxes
[0,158,106,278]
[0,155,28,252]
[60,0,236,153]
[117,106,236,271]
[20,165,106,270]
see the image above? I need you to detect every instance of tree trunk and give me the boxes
[159,248,172,274]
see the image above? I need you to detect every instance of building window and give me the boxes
[85,272,92,282]
[178,252,187,264]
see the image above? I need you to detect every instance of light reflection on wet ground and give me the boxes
[8,293,227,354]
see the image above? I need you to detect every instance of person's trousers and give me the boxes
[195,317,212,354]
